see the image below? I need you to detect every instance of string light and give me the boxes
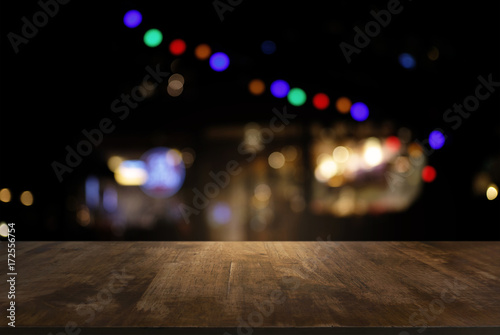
[312,93,330,110]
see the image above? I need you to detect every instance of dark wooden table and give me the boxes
[1,241,499,334]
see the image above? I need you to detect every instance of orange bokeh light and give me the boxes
[336,97,352,113]
[248,79,265,95]
[195,44,211,60]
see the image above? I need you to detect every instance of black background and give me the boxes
[0,0,499,240]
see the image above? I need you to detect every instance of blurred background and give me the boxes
[0,0,498,241]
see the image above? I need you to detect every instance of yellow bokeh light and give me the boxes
[107,156,124,172]
[363,137,383,167]
[486,184,498,201]
[248,79,265,96]
[255,184,272,201]
[268,152,285,169]
[195,44,211,60]
[0,188,11,203]
[114,162,148,186]
[0,222,8,237]
[20,191,33,206]
[252,196,269,209]
[333,146,350,163]
[328,175,344,187]
[315,157,338,182]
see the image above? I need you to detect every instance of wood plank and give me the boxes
[0,241,499,334]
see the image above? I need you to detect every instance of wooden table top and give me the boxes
[1,241,499,334]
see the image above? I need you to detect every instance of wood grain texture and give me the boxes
[0,241,499,335]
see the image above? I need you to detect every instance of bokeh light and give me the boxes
[429,130,445,150]
[315,155,338,182]
[261,40,276,54]
[428,47,439,61]
[107,156,125,172]
[255,184,272,201]
[123,10,142,28]
[167,73,184,97]
[85,175,99,209]
[20,190,33,206]
[210,202,232,225]
[399,53,416,69]
[336,97,352,113]
[169,39,186,56]
[486,184,498,200]
[350,102,369,121]
[333,146,350,163]
[195,44,211,60]
[144,29,163,47]
[363,137,382,167]
[77,205,90,226]
[140,147,185,198]
[287,88,307,106]
[268,152,285,169]
[0,188,11,203]
[385,136,401,152]
[115,160,148,186]
[209,52,230,71]
[0,222,8,237]
[394,156,411,173]
[103,186,118,213]
[248,79,265,95]
[138,80,156,98]
[312,93,330,110]
[181,148,196,168]
[408,142,423,158]
[270,80,290,98]
[422,165,437,183]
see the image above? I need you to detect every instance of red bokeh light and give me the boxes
[312,93,330,110]
[385,136,401,152]
[169,39,186,56]
[422,166,437,183]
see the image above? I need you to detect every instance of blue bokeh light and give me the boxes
[398,53,416,69]
[270,80,290,98]
[261,40,276,55]
[103,187,117,213]
[123,10,142,28]
[140,147,185,198]
[211,202,232,225]
[85,175,99,209]
[209,52,230,72]
[350,102,369,121]
[429,130,446,149]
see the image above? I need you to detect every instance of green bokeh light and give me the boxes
[144,29,163,48]
[287,88,307,106]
